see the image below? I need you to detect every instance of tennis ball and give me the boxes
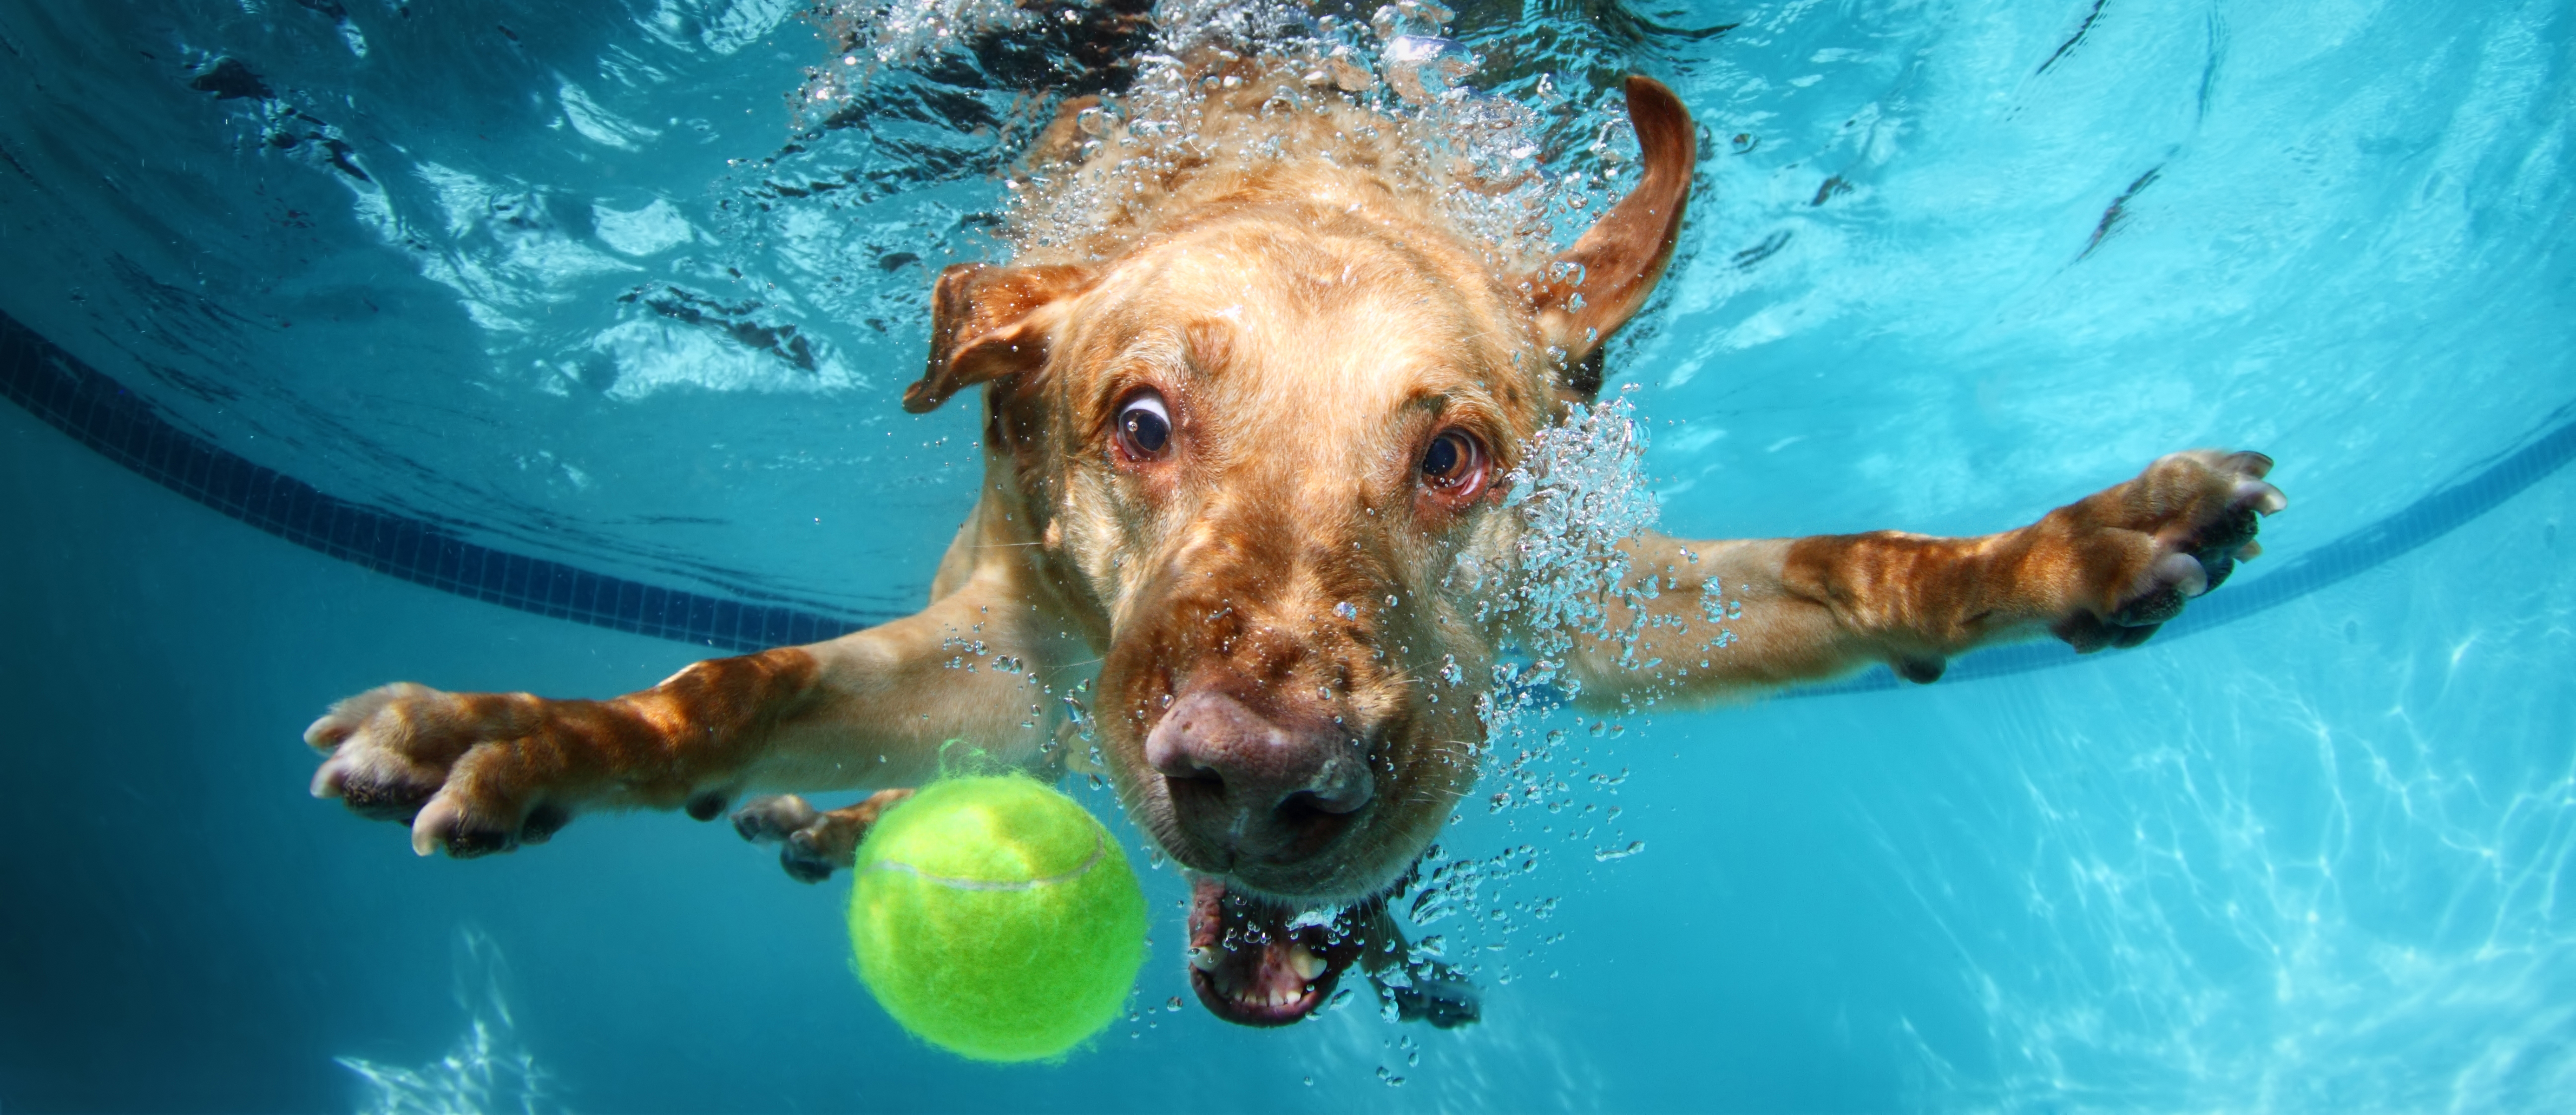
[848,774,1147,1063]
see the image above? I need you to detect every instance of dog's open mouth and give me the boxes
[1186,875,1372,1026]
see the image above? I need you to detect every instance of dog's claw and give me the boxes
[408,790,531,858]
[2153,551,2209,599]
[2237,479,2288,515]
[2220,450,2274,479]
[411,795,458,857]
[305,717,355,752]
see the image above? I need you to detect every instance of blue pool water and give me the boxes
[2,0,2571,1110]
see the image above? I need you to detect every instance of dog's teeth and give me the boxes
[1188,945,1221,972]
[1288,944,1326,981]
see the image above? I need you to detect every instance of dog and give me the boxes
[302,43,2286,1030]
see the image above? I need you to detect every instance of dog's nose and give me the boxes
[1146,689,1372,856]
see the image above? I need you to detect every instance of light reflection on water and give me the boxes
[1876,481,2576,1112]
[337,929,564,1115]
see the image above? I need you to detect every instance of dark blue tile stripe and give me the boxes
[0,311,879,653]
[5,309,2570,693]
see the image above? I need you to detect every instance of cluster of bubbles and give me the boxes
[825,0,1047,73]
[1486,388,1665,675]
[1367,387,1666,1004]
[1005,0,1624,268]
[782,0,1637,265]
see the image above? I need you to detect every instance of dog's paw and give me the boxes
[2045,449,2286,652]
[304,683,577,858]
[732,789,915,883]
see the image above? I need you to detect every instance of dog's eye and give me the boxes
[1419,429,1486,498]
[1117,391,1171,457]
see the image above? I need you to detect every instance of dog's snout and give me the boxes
[1146,689,1373,856]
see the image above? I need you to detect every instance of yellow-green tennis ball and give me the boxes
[848,774,1147,1063]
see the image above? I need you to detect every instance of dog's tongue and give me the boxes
[1185,876,1367,1026]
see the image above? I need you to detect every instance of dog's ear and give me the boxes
[1529,76,1695,400]
[901,263,1093,413]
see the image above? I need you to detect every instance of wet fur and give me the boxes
[304,55,2284,1024]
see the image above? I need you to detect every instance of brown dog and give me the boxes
[303,55,2284,1029]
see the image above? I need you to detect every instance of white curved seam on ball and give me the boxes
[862,831,1107,891]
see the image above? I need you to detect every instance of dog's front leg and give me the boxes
[1567,449,2288,704]
[304,569,1066,857]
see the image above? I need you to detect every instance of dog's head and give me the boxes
[901,77,1694,1023]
